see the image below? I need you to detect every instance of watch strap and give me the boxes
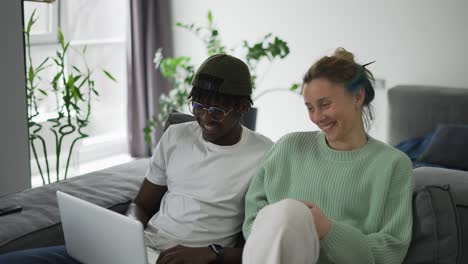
[209,244,224,264]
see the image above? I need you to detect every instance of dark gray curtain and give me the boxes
[127,0,173,157]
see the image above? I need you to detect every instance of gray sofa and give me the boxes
[0,158,148,254]
[0,86,467,262]
[389,85,468,263]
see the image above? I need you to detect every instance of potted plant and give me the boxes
[25,10,116,185]
[144,10,300,145]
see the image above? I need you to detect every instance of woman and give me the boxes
[242,48,414,264]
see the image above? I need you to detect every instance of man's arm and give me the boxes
[126,178,168,227]
[221,233,244,263]
[156,232,244,263]
[223,247,243,264]
[156,245,243,264]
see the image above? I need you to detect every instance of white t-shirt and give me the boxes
[144,121,273,250]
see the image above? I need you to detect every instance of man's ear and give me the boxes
[238,99,251,114]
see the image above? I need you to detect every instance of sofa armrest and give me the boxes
[412,166,468,263]
[0,158,149,254]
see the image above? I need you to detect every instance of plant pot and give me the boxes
[242,107,257,131]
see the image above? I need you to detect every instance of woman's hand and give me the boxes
[302,201,332,239]
[156,245,216,264]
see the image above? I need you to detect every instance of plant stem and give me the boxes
[36,135,51,184]
[30,138,46,185]
[51,128,60,182]
[64,135,86,179]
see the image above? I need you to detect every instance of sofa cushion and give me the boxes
[413,167,468,206]
[412,167,468,264]
[393,132,446,169]
[417,124,468,171]
[0,158,148,254]
[403,185,461,264]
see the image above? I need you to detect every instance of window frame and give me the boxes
[24,0,60,45]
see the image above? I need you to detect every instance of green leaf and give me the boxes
[160,56,191,78]
[77,75,90,89]
[38,89,48,96]
[73,66,82,73]
[58,29,65,48]
[73,75,82,83]
[52,72,62,83]
[77,90,84,100]
[176,22,193,30]
[66,73,75,89]
[26,9,37,34]
[28,66,34,82]
[207,10,213,24]
[103,70,117,82]
[63,42,70,53]
[35,58,49,72]
[144,126,153,144]
[52,58,61,66]
[290,83,300,91]
[70,102,80,111]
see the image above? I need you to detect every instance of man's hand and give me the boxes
[302,201,332,240]
[126,179,168,227]
[156,245,216,264]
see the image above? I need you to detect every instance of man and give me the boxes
[129,54,273,264]
[0,54,273,264]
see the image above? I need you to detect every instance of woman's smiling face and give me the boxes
[303,78,364,148]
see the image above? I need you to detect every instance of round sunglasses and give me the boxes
[188,101,233,121]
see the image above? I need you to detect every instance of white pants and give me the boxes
[243,199,320,264]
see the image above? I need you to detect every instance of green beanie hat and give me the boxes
[191,54,252,96]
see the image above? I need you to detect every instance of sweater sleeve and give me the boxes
[321,155,414,264]
[242,165,269,239]
[242,134,296,239]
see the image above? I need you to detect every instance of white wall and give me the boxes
[0,0,31,196]
[170,0,468,142]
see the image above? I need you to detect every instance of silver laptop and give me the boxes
[57,191,158,264]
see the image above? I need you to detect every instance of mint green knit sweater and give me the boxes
[243,132,414,264]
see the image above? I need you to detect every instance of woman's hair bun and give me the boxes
[332,47,355,63]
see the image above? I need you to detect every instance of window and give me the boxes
[24,0,132,187]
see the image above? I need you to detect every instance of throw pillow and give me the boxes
[417,124,468,171]
[394,132,434,162]
[403,185,461,264]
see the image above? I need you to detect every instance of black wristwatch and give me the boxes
[209,244,224,264]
